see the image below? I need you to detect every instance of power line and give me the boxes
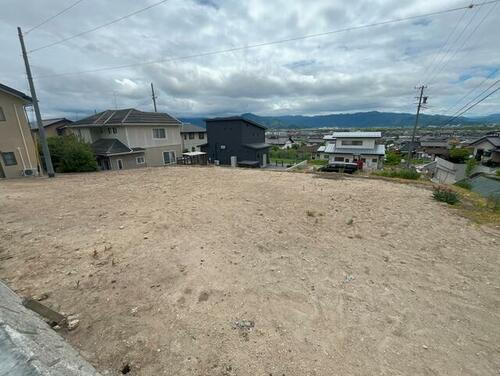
[25,0,85,35]
[34,0,500,79]
[426,0,498,85]
[420,6,470,85]
[29,0,171,53]
[438,82,500,124]
[424,3,483,84]
[446,79,500,119]
[437,68,498,116]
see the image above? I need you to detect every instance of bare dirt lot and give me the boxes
[1,167,499,376]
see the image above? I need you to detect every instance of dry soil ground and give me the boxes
[0,167,499,376]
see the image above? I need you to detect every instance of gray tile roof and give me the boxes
[469,135,500,147]
[206,116,267,130]
[243,143,271,150]
[30,118,73,130]
[71,108,181,127]
[181,123,206,133]
[90,138,141,156]
[0,83,32,102]
[330,132,382,138]
[324,143,385,155]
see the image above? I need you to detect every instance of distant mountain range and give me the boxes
[181,111,500,129]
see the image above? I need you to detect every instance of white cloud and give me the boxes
[1,0,499,119]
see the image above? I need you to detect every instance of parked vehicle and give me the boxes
[319,162,358,174]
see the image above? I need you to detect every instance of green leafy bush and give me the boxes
[374,168,420,180]
[455,180,472,190]
[433,185,459,205]
[384,151,402,166]
[496,170,500,177]
[465,158,477,176]
[43,136,97,173]
[448,148,471,164]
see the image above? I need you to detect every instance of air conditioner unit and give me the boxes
[22,168,38,177]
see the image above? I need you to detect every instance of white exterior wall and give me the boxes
[98,127,128,144]
[336,138,376,150]
[126,125,182,148]
[432,157,466,184]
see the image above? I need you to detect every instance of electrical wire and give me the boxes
[426,0,498,85]
[438,68,498,116]
[29,0,171,53]
[33,0,500,79]
[420,6,470,85]
[25,0,86,35]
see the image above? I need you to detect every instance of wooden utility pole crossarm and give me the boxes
[17,26,55,177]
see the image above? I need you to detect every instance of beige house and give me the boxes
[0,83,39,178]
[181,123,207,152]
[66,108,182,171]
[31,118,73,138]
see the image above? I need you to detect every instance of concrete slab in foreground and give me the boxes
[0,281,101,376]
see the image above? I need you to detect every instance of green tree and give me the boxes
[385,151,402,166]
[448,147,471,164]
[42,136,97,173]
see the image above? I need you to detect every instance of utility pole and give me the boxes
[151,82,157,112]
[17,27,55,178]
[406,85,427,168]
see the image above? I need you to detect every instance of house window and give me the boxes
[341,140,363,146]
[136,156,145,164]
[0,107,6,121]
[372,158,378,163]
[107,128,111,134]
[112,127,117,134]
[361,158,366,162]
[153,128,166,139]
[334,157,344,162]
[117,159,123,170]
[163,151,176,164]
[199,132,205,139]
[189,132,195,139]
[2,152,17,166]
[183,134,187,140]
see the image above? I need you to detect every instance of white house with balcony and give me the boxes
[318,131,385,170]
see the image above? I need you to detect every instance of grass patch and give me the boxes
[433,185,460,205]
[454,180,472,190]
[373,168,420,180]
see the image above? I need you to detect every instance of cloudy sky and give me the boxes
[1,0,499,120]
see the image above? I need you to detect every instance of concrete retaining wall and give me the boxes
[0,281,101,376]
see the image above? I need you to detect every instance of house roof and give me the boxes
[317,146,326,152]
[90,138,144,156]
[420,141,449,148]
[30,117,73,130]
[0,83,32,102]
[181,123,206,133]
[205,116,267,130]
[71,108,181,127]
[243,143,271,150]
[468,135,500,148]
[330,132,382,138]
[323,143,385,155]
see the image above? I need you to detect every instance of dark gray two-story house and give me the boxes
[202,116,270,167]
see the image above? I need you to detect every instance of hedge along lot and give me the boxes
[0,167,499,375]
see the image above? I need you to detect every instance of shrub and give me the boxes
[374,168,420,180]
[433,185,459,205]
[448,148,471,164]
[384,151,402,166]
[455,180,472,190]
[496,170,500,177]
[465,158,477,176]
[487,195,500,212]
[43,136,97,173]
